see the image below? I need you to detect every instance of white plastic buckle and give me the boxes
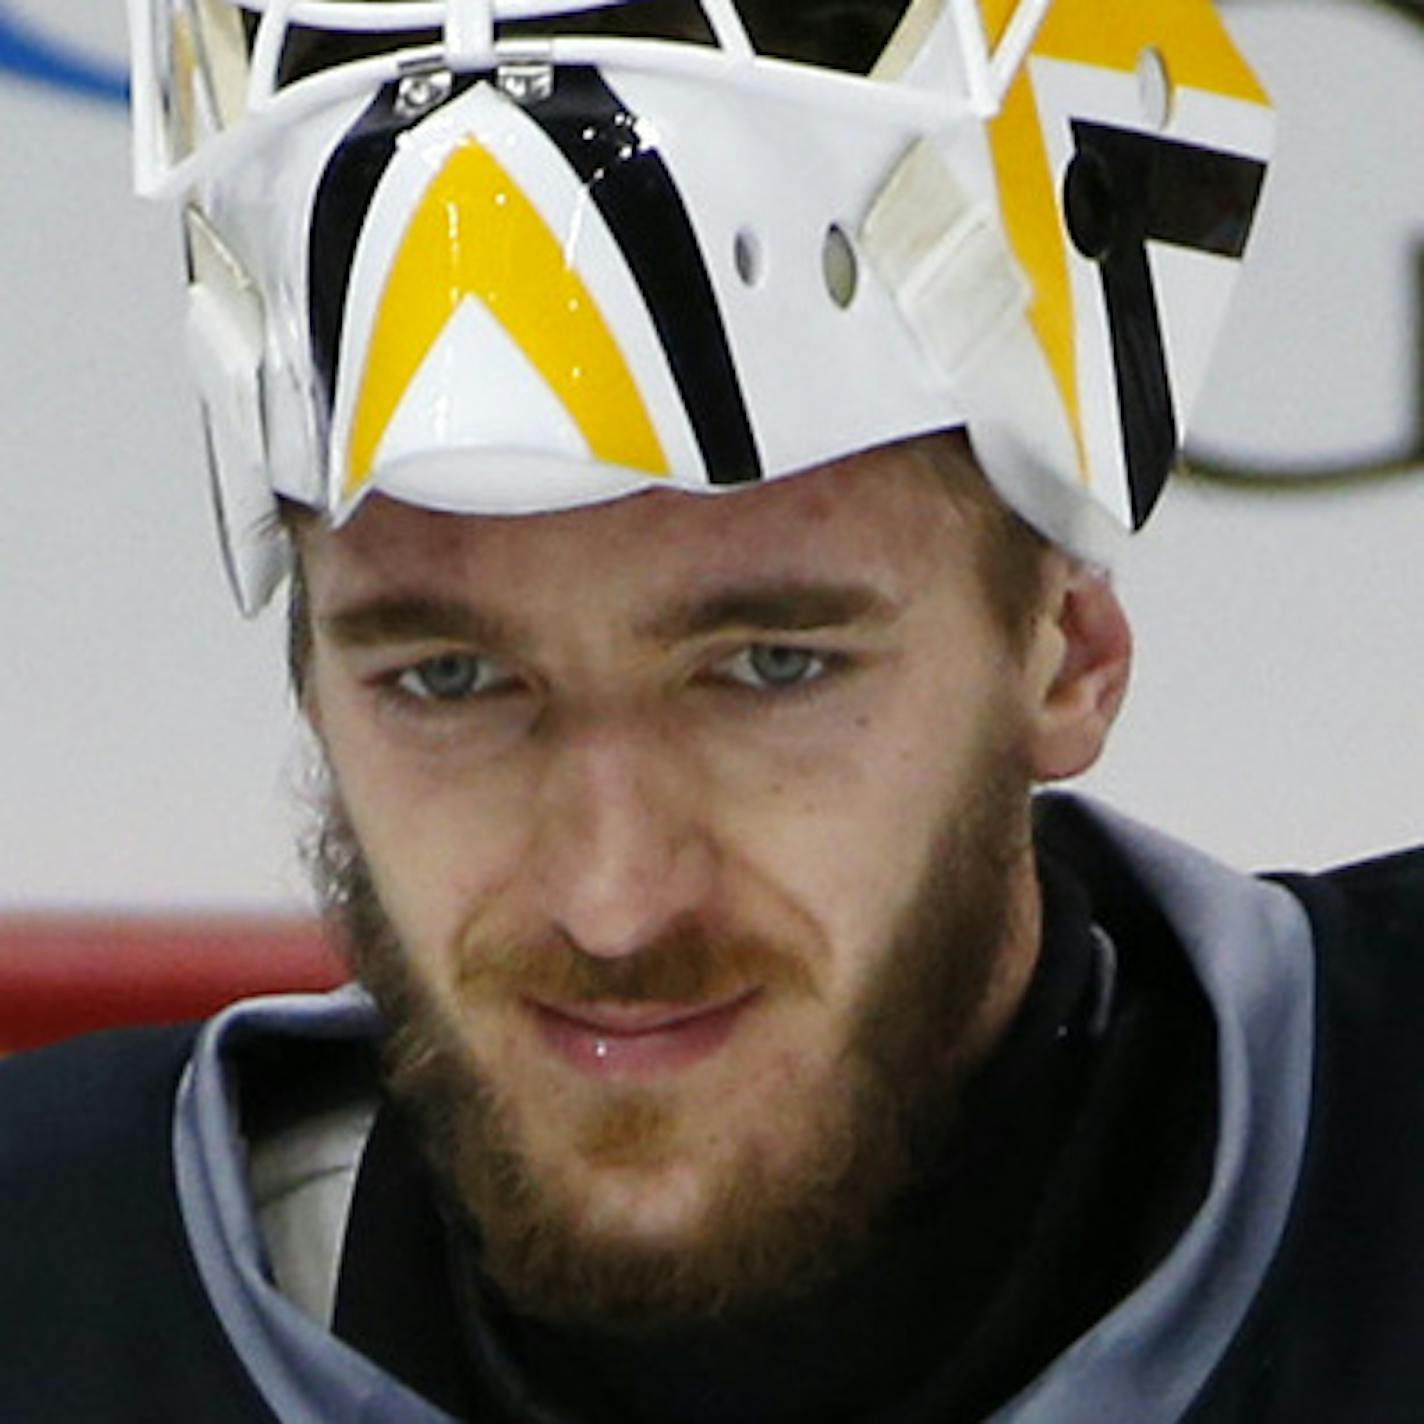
[184,207,289,614]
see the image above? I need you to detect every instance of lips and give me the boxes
[528,989,761,1079]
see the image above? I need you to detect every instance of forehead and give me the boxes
[299,447,979,611]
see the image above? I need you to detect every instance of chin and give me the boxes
[570,1157,721,1246]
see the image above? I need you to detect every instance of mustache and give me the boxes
[454,915,819,1006]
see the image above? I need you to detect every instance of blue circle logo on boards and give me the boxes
[0,4,128,105]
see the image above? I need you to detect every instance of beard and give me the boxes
[311,716,1033,1332]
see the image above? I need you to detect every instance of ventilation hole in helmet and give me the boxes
[734,228,765,287]
[1136,46,1174,131]
[822,225,859,309]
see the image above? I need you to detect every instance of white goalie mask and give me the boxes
[127,0,1274,613]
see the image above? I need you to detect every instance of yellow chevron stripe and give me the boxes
[346,138,668,500]
[982,0,1268,481]
[989,64,1085,475]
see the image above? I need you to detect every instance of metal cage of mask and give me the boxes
[131,0,1055,195]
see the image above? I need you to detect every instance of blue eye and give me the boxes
[726,646,828,691]
[396,654,501,702]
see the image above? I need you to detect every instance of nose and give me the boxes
[527,709,717,959]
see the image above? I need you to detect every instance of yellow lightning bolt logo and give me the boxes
[346,137,668,502]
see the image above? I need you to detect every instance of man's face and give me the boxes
[301,446,1050,1323]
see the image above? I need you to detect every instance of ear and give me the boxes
[1021,559,1132,783]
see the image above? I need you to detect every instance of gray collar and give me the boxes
[174,984,457,1424]
[174,796,1315,1424]
[991,797,1315,1423]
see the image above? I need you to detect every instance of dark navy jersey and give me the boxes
[0,797,1420,1422]
[0,1021,279,1421]
[1183,846,1424,1424]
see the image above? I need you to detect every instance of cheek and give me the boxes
[709,718,969,998]
[318,716,527,978]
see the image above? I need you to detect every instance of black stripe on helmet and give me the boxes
[522,66,763,486]
[309,66,762,488]
[308,86,417,417]
[1065,121,1267,527]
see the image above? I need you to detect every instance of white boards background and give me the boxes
[2,0,1421,911]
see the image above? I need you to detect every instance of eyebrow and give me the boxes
[319,596,526,654]
[639,581,901,643]
[319,580,901,655]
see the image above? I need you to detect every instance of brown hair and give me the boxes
[907,431,1051,654]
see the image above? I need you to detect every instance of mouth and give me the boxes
[527,989,762,1080]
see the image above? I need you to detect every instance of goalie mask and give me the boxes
[127,0,1274,613]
